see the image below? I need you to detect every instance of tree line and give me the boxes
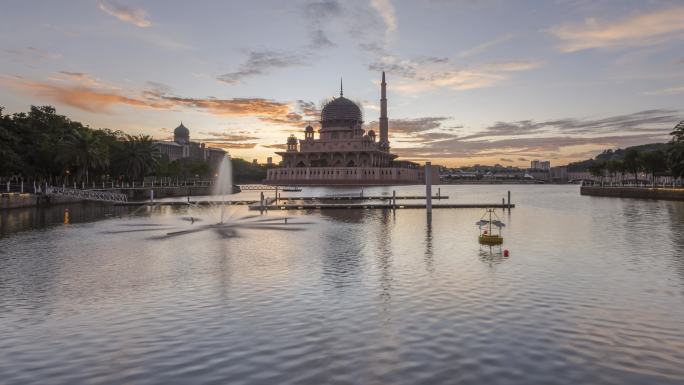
[0,105,269,184]
[581,121,684,183]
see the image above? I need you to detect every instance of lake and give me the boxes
[1,184,683,385]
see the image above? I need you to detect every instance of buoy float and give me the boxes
[503,249,510,257]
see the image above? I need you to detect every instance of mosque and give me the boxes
[265,72,436,185]
[153,122,227,169]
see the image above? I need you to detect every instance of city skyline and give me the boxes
[1,0,683,167]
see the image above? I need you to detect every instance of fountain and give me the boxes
[213,155,233,224]
[107,154,314,239]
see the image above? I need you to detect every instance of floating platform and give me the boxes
[115,195,448,206]
[249,203,514,210]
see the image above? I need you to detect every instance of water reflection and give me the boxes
[0,203,132,237]
[423,212,434,275]
[478,247,508,267]
[2,186,684,385]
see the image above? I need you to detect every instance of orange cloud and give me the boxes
[1,75,310,126]
[98,1,151,28]
[3,76,170,112]
[549,7,684,52]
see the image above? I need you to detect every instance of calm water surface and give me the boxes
[1,185,684,385]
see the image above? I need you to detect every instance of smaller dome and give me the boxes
[287,135,298,144]
[305,125,314,132]
[174,122,190,137]
[368,129,376,136]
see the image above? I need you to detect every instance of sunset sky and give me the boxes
[1,0,682,167]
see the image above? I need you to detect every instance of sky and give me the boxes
[0,0,682,167]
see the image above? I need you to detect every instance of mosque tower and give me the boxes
[379,71,389,148]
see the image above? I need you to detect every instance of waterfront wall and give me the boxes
[1,186,219,210]
[580,186,684,201]
[1,193,82,209]
[1,193,36,209]
[265,166,439,186]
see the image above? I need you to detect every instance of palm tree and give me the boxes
[116,135,160,181]
[57,128,108,184]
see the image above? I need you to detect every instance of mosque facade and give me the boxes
[265,72,436,185]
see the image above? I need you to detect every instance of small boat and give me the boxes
[476,209,505,245]
[281,186,302,192]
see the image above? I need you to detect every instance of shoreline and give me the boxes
[580,186,684,201]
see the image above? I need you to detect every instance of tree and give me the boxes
[667,142,684,180]
[671,120,684,143]
[588,160,606,183]
[0,107,25,176]
[113,135,160,180]
[57,128,108,183]
[623,149,641,183]
[639,151,667,186]
[605,159,624,184]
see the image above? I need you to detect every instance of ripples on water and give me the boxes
[1,185,684,385]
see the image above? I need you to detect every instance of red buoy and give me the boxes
[503,249,510,257]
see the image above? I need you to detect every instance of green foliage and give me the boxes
[667,142,684,179]
[231,158,268,183]
[588,160,606,178]
[111,135,160,180]
[639,150,667,180]
[671,121,684,143]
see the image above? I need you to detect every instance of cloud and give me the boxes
[382,109,680,164]
[262,143,289,150]
[367,117,450,134]
[2,75,294,120]
[98,1,151,28]
[52,71,118,90]
[218,50,309,84]
[1,75,325,132]
[4,47,62,62]
[549,6,684,52]
[206,142,258,150]
[370,0,397,39]
[303,0,342,48]
[395,133,670,160]
[199,133,261,142]
[458,33,515,58]
[371,55,542,93]
[2,76,170,112]
[457,109,680,141]
[643,85,684,96]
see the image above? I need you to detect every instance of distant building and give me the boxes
[267,157,273,165]
[153,122,227,169]
[530,160,550,170]
[550,166,568,182]
[252,159,258,166]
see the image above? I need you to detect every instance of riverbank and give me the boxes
[580,186,684,201]
[0,185,222,210]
